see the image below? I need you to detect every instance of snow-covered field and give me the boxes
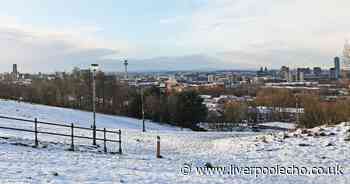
[0,99,181,131]
[0,99,349,184]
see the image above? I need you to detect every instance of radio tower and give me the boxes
[123,59,128,80]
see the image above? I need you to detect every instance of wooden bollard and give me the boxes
[156,136,161,158]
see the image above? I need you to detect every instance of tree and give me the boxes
[299,95,350,128]
[145,95,160,121]
[256,88,296,121]
[299,95,324,128]
[223,102,248,125]
[127,89,142,119]
[173,90,207,129]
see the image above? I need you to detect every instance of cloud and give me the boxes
[173,0,350,67]
[0,17,123,73]
[159,16,185,24]
[1,0,350,73]
[0,29,119,73]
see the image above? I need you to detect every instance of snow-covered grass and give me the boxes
[0,99,181,131]
[0,99,349,183]
[259,122,296,130]
[199,122,296,132]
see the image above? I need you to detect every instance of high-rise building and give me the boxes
[11,64,18,80]
[334,57,341,80]
[342,41,350,70]
[13,64,17,74]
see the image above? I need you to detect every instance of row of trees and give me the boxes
[205,87,350,129]
[256,88,350,128]
[300,95,350,128]
[0,70,130,115]
[207,102,257,126]
[0,68,208,130]
[205,88,295,126]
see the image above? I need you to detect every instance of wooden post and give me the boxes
[118,129,122,154]
[156,136,161,158]
[34,118,38,147]
[103,128,107,153]
[71,123,74,151]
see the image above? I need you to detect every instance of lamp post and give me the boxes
[91,64,99,145]
[159,83,165,123]
[140,86,146,132]
[159,87,162,123]
[295,95,299,125]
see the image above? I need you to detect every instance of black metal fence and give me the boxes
[0,115,122,154]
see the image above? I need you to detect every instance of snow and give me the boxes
[0,99,349,183]
[0,99,181,131]
[259,122,296,130]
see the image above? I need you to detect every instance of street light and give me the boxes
[295,94,299,125]
[159,82,166,123]
[140,86,146,132]
[91,63,99,145]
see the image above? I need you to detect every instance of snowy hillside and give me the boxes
[0,99,181,131]
[0,99,349,184]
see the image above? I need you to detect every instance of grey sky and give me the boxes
[0,0,349,73]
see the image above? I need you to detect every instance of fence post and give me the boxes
[34,118,38,147]
[118,129,122,154]
[103,128,107,153]
[70,123,74,151]
[156,136,161,158]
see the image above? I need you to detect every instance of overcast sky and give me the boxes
[0,0,349,73]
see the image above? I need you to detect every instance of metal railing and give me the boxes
[0,115,122,154]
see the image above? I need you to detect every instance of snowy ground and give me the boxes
[259,122,296,130]
[0,99,181,131]
[0,99,349,184]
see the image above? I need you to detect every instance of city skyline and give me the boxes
[0,0,349,72]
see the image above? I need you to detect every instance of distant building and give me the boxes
[330,68,336,80]
[313,67,322,76]
[288,71,293,82]
[257,66,271,77]
[297,67,311,75]
[343,40,350,70]
[298,71,304,82]
[280,66,290,81]
[11,64,19,80]
[13,64,17,74]
[208,75,215,83]
[334,57,341,80]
